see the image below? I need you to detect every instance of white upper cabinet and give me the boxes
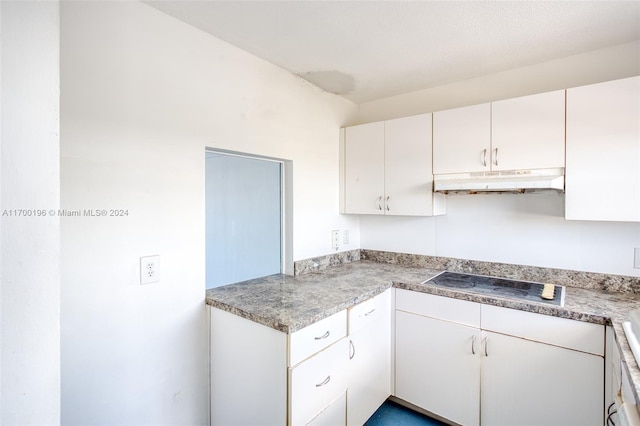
[565,76,640,222]
[491,89,566,171]
[433,103,491,174]
[342,113,445,216]
[433,90,566,174]
[343,121,385,215]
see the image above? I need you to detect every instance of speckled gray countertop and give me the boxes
[205,259,640,406]
[206,261,435,333]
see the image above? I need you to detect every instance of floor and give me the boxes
[364,400,448,426]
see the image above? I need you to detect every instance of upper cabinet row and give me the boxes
[433,90,565,174]
[340,76,640,222]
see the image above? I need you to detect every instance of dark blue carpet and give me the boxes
[364,400,448,426]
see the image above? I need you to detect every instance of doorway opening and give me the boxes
[205,149,292,289]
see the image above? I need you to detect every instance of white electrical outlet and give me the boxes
[140,255,160,284]
[634,248,640,269]
[331,230,340,251]
[343,230,350,245]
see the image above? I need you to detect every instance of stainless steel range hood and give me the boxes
[433,168,565,194]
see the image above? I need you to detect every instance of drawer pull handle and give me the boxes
[471,335,476,355]
[314,331,330,340]
[483,336,489,357]
[315,376,331,387]
[364,308,376,316]
[481,149,487,167]
[349,339,355,360]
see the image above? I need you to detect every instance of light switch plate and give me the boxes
[634,248,640,269]
[140,255,160,284]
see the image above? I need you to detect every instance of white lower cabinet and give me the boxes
[347,290,391,426]
[480,330,603,426]
[395,289,605,426]
[396,310,481,426]
[212,287,607,426]
[209,290,392,426]
[209,306,347,426]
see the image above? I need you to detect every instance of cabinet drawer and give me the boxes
[349,290,391,334]
[289,339,348,426]
[396,289,480,328]
[290,310,347,366]
[482,304,604,355]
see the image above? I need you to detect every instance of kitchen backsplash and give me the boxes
[295,249,640,294]
[294,249,361,275]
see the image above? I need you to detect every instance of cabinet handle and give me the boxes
[483,336,489,356]
[364,308,376,316]
[493,148,499,166]
[606,402,617,426]
[471,335,476,355]
[385,196,390,211]
[349,339,355,360]
[315,376,331,387]
[314,331,330,340]
[377,196,383,211]
[481,149,487,167]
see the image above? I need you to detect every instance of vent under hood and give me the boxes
[433,168,565,194]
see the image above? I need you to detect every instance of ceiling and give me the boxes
[145,1,640,104]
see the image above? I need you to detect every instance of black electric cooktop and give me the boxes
[423,271,565,306]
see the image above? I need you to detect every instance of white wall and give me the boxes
[1,1,61,424]
[353,41,640,278]
[60,1,356,424]
[362,194,640,277]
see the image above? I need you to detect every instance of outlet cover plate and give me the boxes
[140,255,160,284]
[331,230,340,251]
[634,248,640,269]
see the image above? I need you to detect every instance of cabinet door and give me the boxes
[384,114,438,216]
[481,331,603,426]
[565,76,640,221]
[605,326,621,426]
[344,122,385,215]
[491,90,565,171]
[433,103,491,174]
[347,292,391,426]
[209,308,287,426]
[395,311,481,426]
